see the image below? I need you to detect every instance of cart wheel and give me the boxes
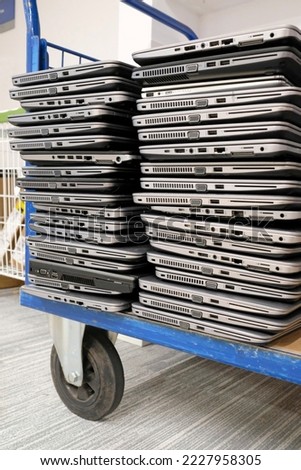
[50,328,124,421]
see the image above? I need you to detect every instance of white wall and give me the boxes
[0,0,122,111]
[198,0,301,36]
[0,1,26,111]
[152,0,201,46]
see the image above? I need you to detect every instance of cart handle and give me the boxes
[121,0,198,40]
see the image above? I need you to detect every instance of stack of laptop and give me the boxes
[8,60,149,311]
[128,25,301,343]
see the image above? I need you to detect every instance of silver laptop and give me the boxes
[9,105,133,126]
[131,46,301,86]
[154,265,301,301]
[140,76,292,99]
[149,239,301,275]
[17,177,133,192]
[10,135,137,151]
[137,122,301,143]
[22,166,137,177]
[145,226,301,258]
[133,192,301,209]
[12,60,135,86]
[141,213,301,245]
[10,76,141,100]
[27,236,149,261]
[132,25,301,65]
[140,177,301,194]
[138,292,301,331]
[29,222,145,245]
[138,138,301,160]
[21,191,133,206]
[22,285,131,312]
[9,122,133,139]
[32,203,144,219]
[19,91,140,112]
[131,302,300,344]
[30,213,140,232]
[137,86,301,112]
[140,160,301,178]
[147,250,301,294]
[138,276,301,316]
[20,150,140,165]
[29,248,148,272]
[132,103,301,128]
[150,205,301,222]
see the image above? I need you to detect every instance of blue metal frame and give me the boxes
[20,291,301,385]
[121,0,198,40]
[20,0,301,387]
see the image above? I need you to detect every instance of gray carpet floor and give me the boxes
[1,288,301,450]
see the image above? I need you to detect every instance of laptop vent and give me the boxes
[160,272,202,286]
[142,65,186,77]
[140,310,179,325]
[143,283,190,300]
[149,100,194,110]
[25,196,51,202]
[154,258,200,271]
[150,167,194,174]
[151,230,195,244]
[144,115,187,126]
[29,277,61,288]
[35,252,65,263]
[25,170,54,176]
[140,131,186,141]
[11,129,42,137]
[33,242,68,252]
[14,88,48,97]
[147,299,190,315]
[14,142,45,149]
[144,196,191,204]
[62,274,94,286]
[149,182,196,190]
[22,182,50,188]
[17,74,48,84]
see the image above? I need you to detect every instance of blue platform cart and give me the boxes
[20,0,301,421]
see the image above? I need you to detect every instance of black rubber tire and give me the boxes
[50,327,124,421]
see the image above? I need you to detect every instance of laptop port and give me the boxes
[184,45,196,51]
[210,41,219,47]
[207,61,216,67]
[214,167,223,172]
[215,185,224,189]
[220,60,230,66]
[208,130,217,135]
[233,258,243,264]
[175,149,185,153]
[232,210,244,217]
[216,98,226,103]
[222,38,233,45]
[215,147,226,154]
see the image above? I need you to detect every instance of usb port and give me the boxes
[198,148,206,153]
[207,61,216,67]
[233,258,243,265]
[175,149,185,153]
[215,185,224,189]
[214,167,223,171]
[220,60,230,65]
[210,199,219,204]
[222,38,233,45]
[185,45,196,51]
[208,130,217,135]
[215,147,225,153]
[210,41,219,47]
[216,98,226,103]
[208,113,218,118]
